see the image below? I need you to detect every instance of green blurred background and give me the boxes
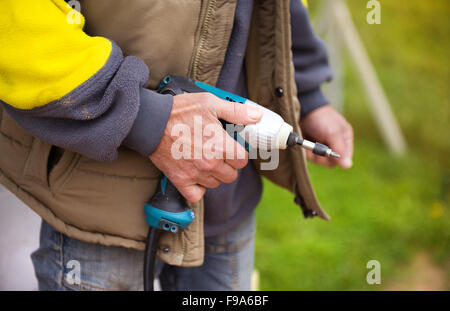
[255,0,449,290]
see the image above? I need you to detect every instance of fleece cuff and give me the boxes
[299,87,329,118]
[123,88,173,157]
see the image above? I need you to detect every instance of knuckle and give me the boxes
[232,102,239,117]
[205,93,217,104]
[197,93,213,107]
[201,160,220,173]
[237,103,248,115]
[209,179,221,189]
[228,169,238,182]
[198,160,213,172]
[188,168,201,180]
[234,157,248,169]
[210,159,221,171]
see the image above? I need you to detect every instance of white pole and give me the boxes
[333,0,407,154]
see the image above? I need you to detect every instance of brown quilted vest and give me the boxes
[0,0,329,267]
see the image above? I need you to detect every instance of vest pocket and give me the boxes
[47,148,79,191]
[47,146,64,175]
[22,138,52,188]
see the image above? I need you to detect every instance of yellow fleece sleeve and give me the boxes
[0,0,112,109]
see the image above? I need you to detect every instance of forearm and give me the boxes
[0,0,172,161]
[1,42,172,161]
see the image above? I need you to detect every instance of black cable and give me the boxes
[143,227,161,291]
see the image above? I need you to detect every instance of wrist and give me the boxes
[123,88,173,157]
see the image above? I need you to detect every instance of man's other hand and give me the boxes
[300,105,354,169]
[149,93,262,203]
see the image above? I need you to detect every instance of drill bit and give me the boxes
[329,150,341,158]
[297,138,340,158]
[287,132,340,158]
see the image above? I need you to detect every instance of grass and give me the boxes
[254,0,450,290]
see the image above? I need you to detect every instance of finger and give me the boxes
[178,184,206,203]
[327,134,352,169]
[328,126,353,169]
[197,175,221,189]
[341,126,354,168]
[207,126,248,169]
[306,150,335,167]
[223,133,248,169]
[212,162,238,183]
[214,99,262,125]
[203,122,248,168]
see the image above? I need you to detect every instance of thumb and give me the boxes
[178,184,206,203]
[215,101,263,125]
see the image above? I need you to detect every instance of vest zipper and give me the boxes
[192,0,216,79]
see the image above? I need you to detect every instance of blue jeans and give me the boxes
[31,212,255,291]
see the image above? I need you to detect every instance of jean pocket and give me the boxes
[205,212,256,254]
[60,232,144,291]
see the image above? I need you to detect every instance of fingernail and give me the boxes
[342,158,353,168]
[247,106,262,121]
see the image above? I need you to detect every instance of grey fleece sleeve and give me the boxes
[291,0,333,117]
[1,41,173,162]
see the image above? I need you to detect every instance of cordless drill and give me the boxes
[143,75,339,291]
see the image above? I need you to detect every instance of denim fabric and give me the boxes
[31,212,255,291]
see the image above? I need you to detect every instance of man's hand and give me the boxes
[300,105,353,169]
[149,93,262,203]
